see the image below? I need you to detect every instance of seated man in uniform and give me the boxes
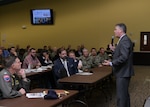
[90,48,98,67]
[79,48,94,71]
[95,47,111,67]
[0,56,30,99]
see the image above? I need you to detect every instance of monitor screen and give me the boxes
[30,9,53,25]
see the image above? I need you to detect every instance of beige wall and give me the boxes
[0,0,150,51]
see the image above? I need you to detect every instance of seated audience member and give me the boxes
[0,48,4,71]
[2,47,10,58]
[68,50,82,70]
[53,48,78,81]
[18,48,26,63]
[106,44,111,51]
[22,48,41,69]
[25,45,31,52]
[66,45,71,52]
[38,50,53,66]
[38,50,53,88]
[50,47,58,61]
[9,47,18,57]
[90,48,98,67]
[48,45,53,53]
[0,56,30,98]
[15,44,20,54]
[75,45,82,57]
[79,48,93,71]
[80,44,85,52]
[43,45,48,51]
[95,47,110,67]
[9,47,24,62]
[23,46,31,61]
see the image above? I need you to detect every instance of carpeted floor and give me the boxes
[89,65,150,107]
[69,65,150,107]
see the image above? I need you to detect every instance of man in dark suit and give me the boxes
[53,48,78,83]
[103,23,134,107]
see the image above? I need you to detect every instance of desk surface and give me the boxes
[26,68,52,77]
[59,66,112,84]
[0,89,78,107]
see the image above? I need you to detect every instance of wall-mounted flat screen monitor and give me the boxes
[30,9,53,25]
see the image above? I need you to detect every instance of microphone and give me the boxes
[111,36,114,46]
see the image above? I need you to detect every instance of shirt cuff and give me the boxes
[110,62,113,66]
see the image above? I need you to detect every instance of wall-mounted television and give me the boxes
[30,9,53,25]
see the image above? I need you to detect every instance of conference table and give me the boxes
[25,67,55,89]
[59,66,112,86]
[25,67,52,77]
[58,66,113,105]
[0,89,78,107]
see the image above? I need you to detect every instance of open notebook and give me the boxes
[26,92,45,98]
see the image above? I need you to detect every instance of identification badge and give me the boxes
[3,75,10,82]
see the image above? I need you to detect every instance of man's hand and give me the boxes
[17,69,27,81]
[102,60,111,66]
[109,44,115,51]
[98,64,103,67]
[45,54,49,60]
[17,69,26,78]
[13,51,17,56]
[19,88,26,95]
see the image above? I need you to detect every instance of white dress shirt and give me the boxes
[60,58,70,77]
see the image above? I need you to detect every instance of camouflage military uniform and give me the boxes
[90,55,97,67]
[95,52,110,66]
[0,69,30,98]
[79,56,94,71]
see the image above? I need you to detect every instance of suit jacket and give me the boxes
[112,35,134,78]
[53,57,78,80]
